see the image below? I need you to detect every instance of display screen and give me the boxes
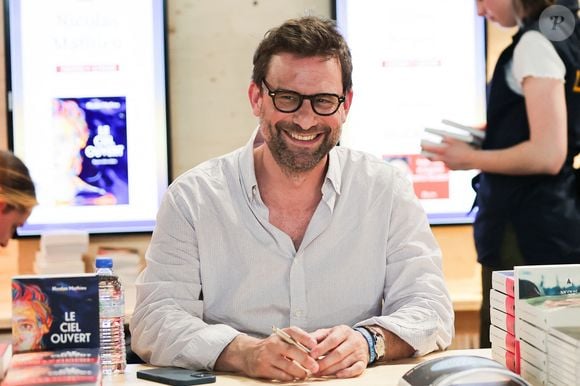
[6,0,170,235]
[335,1,486,224]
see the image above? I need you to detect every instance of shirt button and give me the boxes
[293,310,304,318]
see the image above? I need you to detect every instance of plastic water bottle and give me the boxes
[96,257,126,375]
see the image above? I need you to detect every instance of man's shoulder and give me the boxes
[333,146,398,177]
[170,147,243,190]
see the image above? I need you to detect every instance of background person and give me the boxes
[422,0,580,348]
[131,16,453,381]
[0,150,37,247]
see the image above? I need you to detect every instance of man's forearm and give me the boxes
[214,334,257,373]
[372,326,415,363]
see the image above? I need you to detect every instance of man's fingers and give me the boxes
[335,360,367,378]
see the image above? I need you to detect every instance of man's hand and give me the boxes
[215,327,318,381]
[309,325,369,378]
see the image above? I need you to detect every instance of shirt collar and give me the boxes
[238,127,342,200]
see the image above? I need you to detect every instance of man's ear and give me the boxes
[248,82,263,117]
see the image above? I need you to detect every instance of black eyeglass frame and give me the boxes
[262,80,345,116]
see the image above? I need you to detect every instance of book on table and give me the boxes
[489,288,515,316]
[492,270,515,297]
[11,274,100,354]
[514,264,580,385]
[6,274,102,383]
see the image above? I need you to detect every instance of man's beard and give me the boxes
[264,121,340,175]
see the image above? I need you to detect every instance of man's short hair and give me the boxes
[252,16,353,94]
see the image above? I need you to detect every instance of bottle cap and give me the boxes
[96,257,113,269]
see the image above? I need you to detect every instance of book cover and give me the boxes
[490,307,515,335]
[9,348,99,368]
[52,96,128,207]
[492,270,515,297]
[2,363,101,386]
[11,274,99,354]
[489,325,516,353]
[489,289,515,316]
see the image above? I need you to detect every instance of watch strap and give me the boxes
[354,326,376,364]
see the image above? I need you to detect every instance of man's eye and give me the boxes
[278,93,298,102]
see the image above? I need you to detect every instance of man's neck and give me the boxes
[253,145,326,207]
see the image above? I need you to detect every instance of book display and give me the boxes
[489,270,519,374]
[514,264,580,385]
[5,274,102,383]
[11,274,100,353]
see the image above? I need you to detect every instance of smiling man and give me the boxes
[130,16,453,381]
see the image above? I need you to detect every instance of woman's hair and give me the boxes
[0,150,37,212]
[514,0,556,22]
[252,16,353,94]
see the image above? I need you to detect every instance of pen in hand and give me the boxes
[272,326,311,353]
[272,326,314,378]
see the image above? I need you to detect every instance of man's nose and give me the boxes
[292,100,318,130]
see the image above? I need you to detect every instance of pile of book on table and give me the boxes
[490,264,580,385]
[2,273,102,385]
[489,270,517,373]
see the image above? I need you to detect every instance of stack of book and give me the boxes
[489,270,518,373]
[546,326,580,385]
[34,231,89,274]
[5,273,102,384]
[514,264,580,385]
[421,119,485,158]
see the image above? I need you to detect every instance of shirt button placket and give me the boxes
[289,252,307,327]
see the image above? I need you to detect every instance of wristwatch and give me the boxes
[367,327,386,362]
[355,326,386,364]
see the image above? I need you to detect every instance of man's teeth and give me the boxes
[290,132,317,141]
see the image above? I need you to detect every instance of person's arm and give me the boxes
[308,172,454,378]
[129,185,241,370]
[422,76,566,175]
[359,171,454,355]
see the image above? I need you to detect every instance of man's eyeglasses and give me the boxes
[262,80,345,116]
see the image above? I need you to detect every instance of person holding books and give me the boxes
[0,150,37,248]
[421,0,580,348]
[131,16,454,381]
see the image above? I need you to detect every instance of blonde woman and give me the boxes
[0,150,37,247]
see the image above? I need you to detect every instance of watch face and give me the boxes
[375,335,386,358]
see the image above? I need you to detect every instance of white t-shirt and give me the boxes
[505,30,566,95]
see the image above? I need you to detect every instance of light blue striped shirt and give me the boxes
[130,130,454,370]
